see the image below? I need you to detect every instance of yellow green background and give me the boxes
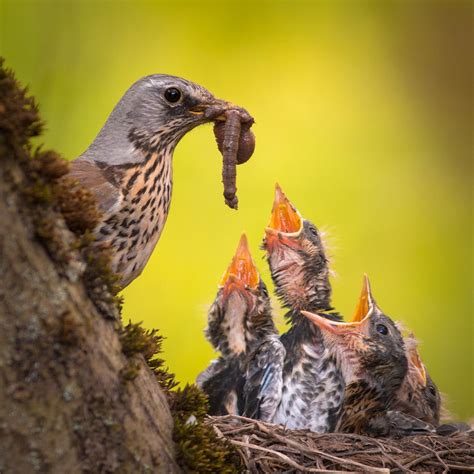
[2,0,472,420]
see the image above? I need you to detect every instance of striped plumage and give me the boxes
[301,276,433,437]
[262,185,345,432]
[69,75,235,288]
[274,315,344,432]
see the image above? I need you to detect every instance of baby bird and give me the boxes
[301,276,422,437]
[197,234,283,418]
[392,334,441,427]
[263,184,332,314]
[262,185,344,432]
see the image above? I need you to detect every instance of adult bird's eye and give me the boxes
[375,324,388,335]
[164,87,182,103]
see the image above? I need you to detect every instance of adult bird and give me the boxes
[69,75,248,289]
[197,234,284,419]
[262,185,344,432]
[302,276,433,437]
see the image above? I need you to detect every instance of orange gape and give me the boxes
[301,275,377,336]
[408,342,428,386]
[220,234,260,289]
[351,275,371,323]
[268,184,302,234]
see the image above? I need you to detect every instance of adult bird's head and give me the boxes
[398,334,441,425]
[83,74,238,165]
[263,184,331,312]
[206,234,275,357]
[301,275,408,393]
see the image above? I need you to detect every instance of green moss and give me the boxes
[82,245,122,313]
[171,384,209,424]
[119,322,239,472]
[119,361,141,382]
[33,148,70,181]
[119,321,177,392]
[0,57,43,148]
[24,181,54,204]
[171,385,240,473]
[34,215,71,264]
[57,310,82,346]
[52,175,100,235]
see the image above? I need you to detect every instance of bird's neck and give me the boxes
[336,352,407,417]
[362,349,408,398]
[282,316,326,358]
[301,269,333,312]
[246,316,279,352]
[215,295,249,359]
[274,262,333,317]
[393,372,417,406]
[121,148,174,196]
[337,380,387,433]
[81,121,182,167]
[286,306,341,327]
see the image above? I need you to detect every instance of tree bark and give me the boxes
[0,135,180,472]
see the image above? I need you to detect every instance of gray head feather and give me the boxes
[78,74,217,166]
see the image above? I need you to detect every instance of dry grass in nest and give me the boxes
[207,415,474,473]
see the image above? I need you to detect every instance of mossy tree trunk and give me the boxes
[0,63,180,473]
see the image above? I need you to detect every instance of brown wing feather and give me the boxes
[69,158,121,214]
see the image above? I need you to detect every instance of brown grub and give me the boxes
[213,108,255,210]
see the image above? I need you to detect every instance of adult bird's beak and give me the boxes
[264,184,303,247]
[408,342,428,386]
[189,98,253,123]
[188,98,230,120]
[220,234,260,298]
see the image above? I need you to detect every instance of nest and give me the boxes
[207,415,474,473]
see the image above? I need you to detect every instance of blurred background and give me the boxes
[2,0,472,420]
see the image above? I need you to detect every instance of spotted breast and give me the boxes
[98,149,173,287]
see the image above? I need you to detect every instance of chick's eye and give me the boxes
[375,324,388,335]
[309,226,318,236]
[164,87,182,103]
[428,385,436,396]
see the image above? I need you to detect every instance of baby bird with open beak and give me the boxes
[197,234,283,418]
[262,185,344,432]
[392,334,441,427]
[301,276,432,437]
[263,184,332,315]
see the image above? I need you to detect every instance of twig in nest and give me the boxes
[412,439,449,474]
[206,415,474,472]
[402,448,474,470]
